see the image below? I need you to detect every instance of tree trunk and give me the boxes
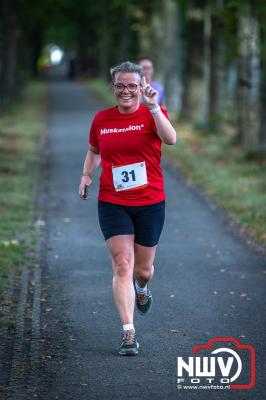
[258,25,266,153]
[98,0,109,79]
[152,0,181,114]
[209,0,223,131]
[30,27,44,76]
[78,34,90,75]
[200,3,211,126]
[0,1,4,106]
[180,7,204,120]
[201,0,223,131]
[236,3,252,148]
[0,0,20,107]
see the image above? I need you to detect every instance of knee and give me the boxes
[135,264,154,281]
[112,254,133,278]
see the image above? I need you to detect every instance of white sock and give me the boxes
[123,323,135,332]
[135,280,147,294]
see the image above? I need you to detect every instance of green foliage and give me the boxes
[164,124,266,245]
[0,82,46,300]
[87,79,115,106]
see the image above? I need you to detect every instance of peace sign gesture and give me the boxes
[140,76,159,109]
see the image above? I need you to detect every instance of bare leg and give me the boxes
[134,243,157,287]
[107,235,135,325]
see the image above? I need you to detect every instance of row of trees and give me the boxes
[1,0,266,152]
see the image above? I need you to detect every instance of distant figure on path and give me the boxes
[67,52,77,80]
[139,57,166,108]
[79,61,176,356]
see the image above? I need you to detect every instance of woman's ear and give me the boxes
[111,82,115,95]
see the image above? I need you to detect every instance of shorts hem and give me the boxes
[105,232,134,241]
[134,240,158,247]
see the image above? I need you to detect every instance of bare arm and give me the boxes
[82,145,101,175]
[151,109,176,145]
[79,145,101,199]
[141,77,176,145]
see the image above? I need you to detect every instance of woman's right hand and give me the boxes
[79,175,92,200]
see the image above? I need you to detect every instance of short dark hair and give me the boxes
[110,61,144,82]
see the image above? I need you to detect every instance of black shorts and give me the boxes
[98,200,165,247]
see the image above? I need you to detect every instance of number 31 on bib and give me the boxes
[112,161,148,192]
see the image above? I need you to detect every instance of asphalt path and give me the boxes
[4,80,266,400]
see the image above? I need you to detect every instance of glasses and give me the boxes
[113,83,139,92]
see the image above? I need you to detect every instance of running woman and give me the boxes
[79,61,176,356]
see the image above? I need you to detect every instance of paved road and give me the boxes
[2,81,266,400]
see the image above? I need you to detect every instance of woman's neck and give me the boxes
[117,103,139,114]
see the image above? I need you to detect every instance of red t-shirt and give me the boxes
[89,104,168,206]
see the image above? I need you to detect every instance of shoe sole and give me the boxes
[133,280,153,316]
[118,342,139,356]
[136,294,153,316]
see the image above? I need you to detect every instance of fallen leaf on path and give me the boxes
[42,354,53,360]
[35,219,46,227]
[168,329,178,333]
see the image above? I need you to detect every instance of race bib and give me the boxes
[112,161,148,192]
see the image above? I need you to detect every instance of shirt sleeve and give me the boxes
[89,117,99,149]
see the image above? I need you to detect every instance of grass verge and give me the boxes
[0,81,47,302]
[87,78,266,247]
[164,126,266,246]
[86,78,115,107]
